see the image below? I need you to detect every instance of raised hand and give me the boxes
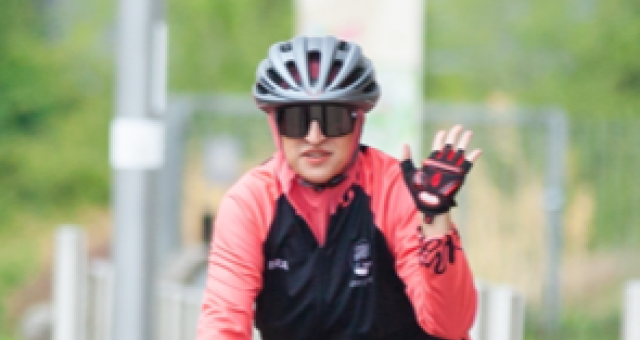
[400,125,482,223]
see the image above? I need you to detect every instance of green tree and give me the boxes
[426,0,640,119]
[0,1,112,337]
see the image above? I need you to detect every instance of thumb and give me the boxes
[399,143,417,179]
[400,143,412,161]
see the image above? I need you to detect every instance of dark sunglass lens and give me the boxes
[277,106,308,137]
[309,105,323,119]
[324,105,354,137]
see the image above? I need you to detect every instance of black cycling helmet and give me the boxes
[253,35,380,112]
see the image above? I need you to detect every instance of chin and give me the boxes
[293,158,349,184]
[299,169,336,185]
[301,174,332,184]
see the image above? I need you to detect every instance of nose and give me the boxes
[305,120,326,144]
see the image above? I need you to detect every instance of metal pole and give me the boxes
[543,111,568,334]
[53,226,87,340]
[110,0,164,339]
[148,2,167,338]
[156,100,190,269]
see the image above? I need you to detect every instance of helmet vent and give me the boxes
[308,51,321,86]
[339,66,364,89]
[267,69,288,89]
[256,83,269,94]
[328,61,342,83]
[280,43,292,52]
[358,74,373,88]
[337,41,349,51]
[363,81,378,94]
[285,61,302,86]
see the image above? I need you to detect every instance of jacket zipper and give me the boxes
[316,248,326,340]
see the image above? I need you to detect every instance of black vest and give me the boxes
[255,185,449,340]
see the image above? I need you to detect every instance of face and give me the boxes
[280,118,357,184]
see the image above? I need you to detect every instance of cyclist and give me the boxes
[197,35,482,340]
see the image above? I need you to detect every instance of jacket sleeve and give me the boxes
[384,166,477,340]
[196,191,265,340]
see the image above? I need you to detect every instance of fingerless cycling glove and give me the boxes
[401,144,472,223]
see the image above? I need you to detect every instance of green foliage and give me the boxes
[426,0,640,118]
[0,0,112,336]
[0,9,61,139]
[0,233,39,337]
[169,0,293,92]
[525,307,621,340]
[0,2,112,223]
[569,119,640,249]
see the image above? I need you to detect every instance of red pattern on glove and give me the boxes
[401,144,472,223]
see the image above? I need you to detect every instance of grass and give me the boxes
[0,217,50,340]
[525,309,621,340]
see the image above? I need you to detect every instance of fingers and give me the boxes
[432,130,447,151]
[457,130,473,150]
[437,125,478,149]
[466,149,483,163]
[400,143,411,161]
[430,124,482,163]
[433,125,465,151]
[445,124,463,146]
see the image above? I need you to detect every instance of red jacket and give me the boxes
[196,145,477,340]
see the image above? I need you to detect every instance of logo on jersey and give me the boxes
[350,240,373,288]
[267,258,289,271]
[353,241,371,276]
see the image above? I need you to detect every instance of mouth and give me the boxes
[302,149,332,164]
[302,149,331,157]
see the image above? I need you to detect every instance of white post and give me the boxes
[182,288,203,340]
[624,280,640,340]
[53,226,87,340]
[88,260,113,340]
[295,0,425,159]
[157,282,183,340]
[470,280,489,340]
[486,285,525,340]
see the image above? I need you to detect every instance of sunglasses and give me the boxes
[275,104,357,138]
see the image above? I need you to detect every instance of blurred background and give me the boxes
[1,0,639,340]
